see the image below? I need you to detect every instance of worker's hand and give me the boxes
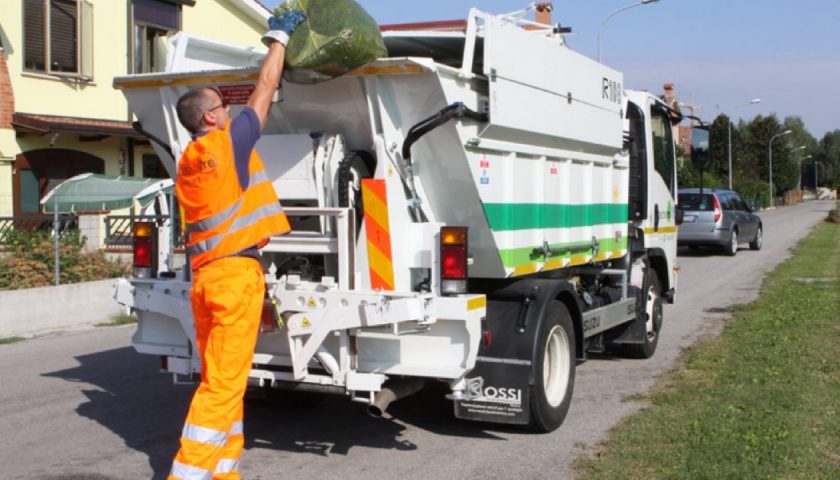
[261,10,307,47]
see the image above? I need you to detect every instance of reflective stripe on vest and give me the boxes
[186,170,272,235]
[177,123,291,270]
[186,201,284,256]
[215,458,240,475]
[171,461,213,480]
[181,423,228,447]
[229,421,243,436]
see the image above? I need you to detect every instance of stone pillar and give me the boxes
[78,213,103,252]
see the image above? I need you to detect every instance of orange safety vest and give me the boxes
[176,123,290,271]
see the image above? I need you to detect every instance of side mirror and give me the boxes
[690,126,711,171]
[675,205,685,226]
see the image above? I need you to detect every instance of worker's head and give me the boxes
[176,87,230,135]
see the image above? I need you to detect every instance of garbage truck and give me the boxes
[113,5,704,432]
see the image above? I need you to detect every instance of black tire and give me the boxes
[725,228,738,256]
[619,268,662,359]
[529,300,576,433]
[749,225,763,251]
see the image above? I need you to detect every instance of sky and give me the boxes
[263,1,840,139]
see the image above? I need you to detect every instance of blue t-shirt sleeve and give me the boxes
[230,107,261,191]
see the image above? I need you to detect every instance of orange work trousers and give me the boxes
[169,257,264,480]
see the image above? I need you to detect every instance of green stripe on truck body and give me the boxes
[483,203,629,231]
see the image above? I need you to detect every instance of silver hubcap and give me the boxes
[543,325,571,407]
[756,228,762,248]
[731,232,738,253]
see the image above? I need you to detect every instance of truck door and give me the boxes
[649,105,677,229]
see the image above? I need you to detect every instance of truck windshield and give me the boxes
[678,193,714,211]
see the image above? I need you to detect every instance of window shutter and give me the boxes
[80,0,94,79]
[23,0,46,71]
[133,0,180,30]
[49,0,79,74]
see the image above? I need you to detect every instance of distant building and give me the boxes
[0,0,271,218]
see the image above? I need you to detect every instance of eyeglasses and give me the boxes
[205,102,228,114]
[205,87,228,115]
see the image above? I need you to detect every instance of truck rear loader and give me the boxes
[114,5,705,432]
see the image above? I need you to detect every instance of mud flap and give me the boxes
[453,358,531,425]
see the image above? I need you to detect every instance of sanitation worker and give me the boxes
[168,7,306,480]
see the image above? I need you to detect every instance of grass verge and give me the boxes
[96,312,138,328]
[0,336,25,345]
[575,210,840,480]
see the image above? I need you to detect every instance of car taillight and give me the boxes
[440,226,468,295]
[133,222,156,277]
[712,195,722,223]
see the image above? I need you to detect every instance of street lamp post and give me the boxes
[597,0,661,62]
[768,129,792,208]
[814,160,819,192]
[726,99,761,190]
[798,154,812,191]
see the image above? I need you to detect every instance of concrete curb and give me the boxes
[0,279,125,337]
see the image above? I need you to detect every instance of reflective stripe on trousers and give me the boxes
[169,257,264,480]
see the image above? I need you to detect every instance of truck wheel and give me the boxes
[749,226,763,250]
[620,269,662,359]
[529,300,575,432]
[725,229,738,256]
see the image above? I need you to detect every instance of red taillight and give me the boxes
[712,195,722,223]
[134,237,152,268]
[133,222,155,271]
[442,245,467,279]
[440,226,468,295]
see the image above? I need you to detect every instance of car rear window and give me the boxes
[678,193,714,211]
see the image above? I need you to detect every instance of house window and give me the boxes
[142,154,168,179]
[23,0,93,79]
[132,0,181,73]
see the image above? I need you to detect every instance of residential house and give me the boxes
[0,0,271,219]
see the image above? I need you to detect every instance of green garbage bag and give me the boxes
[275,0,388,84]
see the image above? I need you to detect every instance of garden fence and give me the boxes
[0,192,182,286]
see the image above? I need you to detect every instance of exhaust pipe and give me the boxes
[367,378,425,418]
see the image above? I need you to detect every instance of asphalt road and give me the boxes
[1,200,835,480]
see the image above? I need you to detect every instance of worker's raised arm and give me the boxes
[248,9,306,129]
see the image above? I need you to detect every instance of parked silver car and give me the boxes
[677,188,763,256]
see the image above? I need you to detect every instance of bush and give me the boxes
[0,229,129,290]
[677,162,771,210]
[733,178,771,210]
[677,161,726,190]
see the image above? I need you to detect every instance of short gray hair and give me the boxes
[176,88,215,134]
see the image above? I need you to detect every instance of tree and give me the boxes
[783,116,819,190]
[743,114,800,197]
[815,130,840,189]
[708,114,730,179]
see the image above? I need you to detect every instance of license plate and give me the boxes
[684,215,697,223]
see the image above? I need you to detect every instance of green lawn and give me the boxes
[0,336,25,345]
[576,208,840,480]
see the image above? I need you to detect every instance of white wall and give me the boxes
[0,279,125,337]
